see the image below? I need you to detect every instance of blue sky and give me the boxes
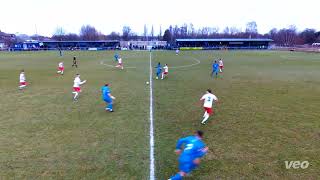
[0,0,319,36]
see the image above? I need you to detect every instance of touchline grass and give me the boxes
[0,50,319,179]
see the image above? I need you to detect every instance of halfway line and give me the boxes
[149,52,155,180]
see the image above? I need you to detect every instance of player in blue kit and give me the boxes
[114,53,119,62]
[59,48,63,57]
[211,60,219,78]
[101,83,116,112]
[155,62,162,79]
[169,130,208,180]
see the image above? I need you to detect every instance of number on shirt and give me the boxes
[185,144,194,150]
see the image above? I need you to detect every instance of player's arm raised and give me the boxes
[79,80,87,85]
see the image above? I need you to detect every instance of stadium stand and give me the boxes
[176,38,273,50]
[11,40,120,51]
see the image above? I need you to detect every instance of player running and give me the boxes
[176,49,180,55]
[114,53,119,62]
[59,48,63,57]
[72,74,86,101]
[19,70,28,90]
[57,62,64,75]
[155,62,162,79]
[200,89,218,124]
[101,83,116,112]
[72,56,78,68]
[116,57,124,69]
[161,64,168,80]
[219,58,224,73]
[169,130,208,180]
[211,60,219,78]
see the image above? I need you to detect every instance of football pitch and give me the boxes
[0,50,319,179]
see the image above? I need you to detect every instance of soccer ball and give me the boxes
[146,81,149,85]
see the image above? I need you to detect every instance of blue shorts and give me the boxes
[179,161,197,173]
[104,98,112,103]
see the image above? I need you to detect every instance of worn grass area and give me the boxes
[0,50,319,179]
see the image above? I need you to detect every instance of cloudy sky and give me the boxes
[0,0,319,36]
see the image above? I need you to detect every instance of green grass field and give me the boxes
[0,50,319,179]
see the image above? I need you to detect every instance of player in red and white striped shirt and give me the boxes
[218,59,224,73]
[72,74,87,101]
[57,62,64,75]
[200,89,218,124]
[19,70,28,90]
[161,64,168,80]
[116,57,124,70]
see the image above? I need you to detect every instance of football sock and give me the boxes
[73,92,78,99]
[202,114,210,124]
[107,104,113,111]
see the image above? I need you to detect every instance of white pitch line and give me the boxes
[170,57,201,69]
[100,60,137,69]
[149,52,155,180]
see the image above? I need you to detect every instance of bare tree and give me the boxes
[211,27,219,34]
[189,23,195,38]
[202,27,210,37]
[151,25,154,40]
[246,21,258,34]
[276,25,298,46]
[316,32,320,42]
[299,28,317,44]
[246,21,258,38]
[44,22,320,45]
[169,25,173,42]
[173,25,180,39]
[159,25,162,40]
[230,27,240,35]
[64,33,80,41]
[144,24,148,40]
[269,28,277,38]
[53,27,66,41]
[163,29,172,43]
[180,24,188,38]
[80,25,100,41]
[107,32,121,40]
[223,27,230,35]
[53,27,66,36]
[122,26,132,41]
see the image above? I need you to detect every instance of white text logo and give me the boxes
[285,161,309,169]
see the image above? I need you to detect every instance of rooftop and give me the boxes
[42,40,120,43]
[176,38,273,42]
